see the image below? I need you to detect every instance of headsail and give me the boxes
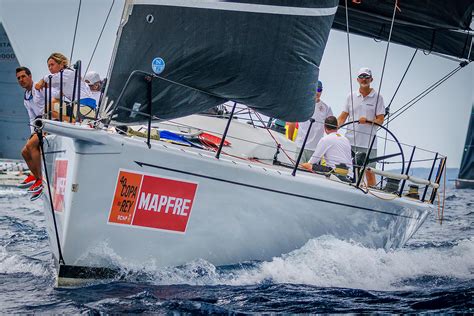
[332,0,474,61]
[456,104,474,189]
[106,0,338,123]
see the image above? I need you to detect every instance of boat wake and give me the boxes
[79,235,474,291]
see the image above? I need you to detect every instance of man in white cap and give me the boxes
[288,80,333,162]
[337,67,385,187]
[84,71,102,105]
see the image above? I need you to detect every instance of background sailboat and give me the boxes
[0,22,29,159]
[456,104,474,189]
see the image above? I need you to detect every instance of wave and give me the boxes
[0,246,50,277]
[84,236,473,291]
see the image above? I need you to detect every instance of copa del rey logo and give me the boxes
[108,170,198,233]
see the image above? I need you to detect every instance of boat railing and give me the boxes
[43,60,84,124]
[108,70,446,204]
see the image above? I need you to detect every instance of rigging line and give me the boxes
[386,49,418,112]
[386,66,462,123]
[388,64,462,118]
[366,0,398,150]
[344,0,357,148]
[386,65,465,124]
[70,0,82,62]
[381,48,418,174]
[393,64,463,119]
[467,35,473,61]
[85,0,115,74]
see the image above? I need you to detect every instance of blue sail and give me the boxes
[0,22,29,159]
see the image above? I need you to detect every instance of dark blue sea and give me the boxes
[1,169,472,313]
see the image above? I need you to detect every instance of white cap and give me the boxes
[84,71,101,85]
[357,67,372,77]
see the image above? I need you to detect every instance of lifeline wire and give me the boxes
[85,0,115,74]
[70,0,82,62]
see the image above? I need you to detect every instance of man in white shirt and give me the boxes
[288,80,333,162]
[16,66,45,201]
[337,67,385,187]
[84,71,102,105]
[301,116,352,173]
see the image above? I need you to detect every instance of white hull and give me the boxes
[39,118,432,284]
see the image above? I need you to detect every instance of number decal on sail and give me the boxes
[108,169,198,233]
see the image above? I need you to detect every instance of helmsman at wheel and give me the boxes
[337,67,385,188]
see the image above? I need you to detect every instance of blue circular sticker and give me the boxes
[151,57,165,74]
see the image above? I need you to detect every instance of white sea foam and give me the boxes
[221,236,474,290]
[0,187,28,197]
[0,246,49,277]
[72,236,474,291]
[128,236,473,291]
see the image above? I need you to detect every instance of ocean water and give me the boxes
[0,183,472,313]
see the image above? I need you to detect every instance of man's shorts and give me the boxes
[352,146,377,168]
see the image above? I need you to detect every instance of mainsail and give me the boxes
[332,0,474,61]
[456,104,474,189]
[0,22,29,159]
[106,0,339,123]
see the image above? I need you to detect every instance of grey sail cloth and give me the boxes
[332,0,474,61]
[106,1,338,123]
[458,105,474,181]
[0,23,29,159]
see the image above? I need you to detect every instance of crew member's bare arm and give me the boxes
[374,114,384,125]
[337,112,349,127]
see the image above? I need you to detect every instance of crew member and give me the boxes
[16,66,45,201]
[337,67,385,187]
[288,80,333,162]
[301,116,352,173]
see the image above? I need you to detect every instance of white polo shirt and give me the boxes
[23,87,45,133]
[43,68,93,101]
[343,89,385,149]
[309,131,353,170]
[90,90,101,104]
[295,100,333,150]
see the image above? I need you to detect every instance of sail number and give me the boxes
[0,53,15,59]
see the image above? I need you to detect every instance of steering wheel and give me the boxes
[339,120,405,174]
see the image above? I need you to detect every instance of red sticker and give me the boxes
[109,171,143,225]
[53,159,68,212]
[108,170,198,233]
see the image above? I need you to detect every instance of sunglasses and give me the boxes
[317,88,323,92]
[358,74,372,79]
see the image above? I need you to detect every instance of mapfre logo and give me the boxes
[108,170,198,233]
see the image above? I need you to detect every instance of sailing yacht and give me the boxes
[32,0,472,285]
[0,22,30,160]
[456,104,474,189]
